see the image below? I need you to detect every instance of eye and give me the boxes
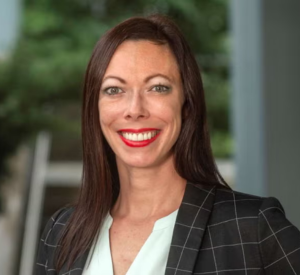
[104,87,122,95]
[152,85,170,93]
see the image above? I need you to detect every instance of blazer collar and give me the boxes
[165,182,216,275]
[60,182,216,275]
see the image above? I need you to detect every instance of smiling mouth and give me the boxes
[119,130,160,141]
[118,129,161,147]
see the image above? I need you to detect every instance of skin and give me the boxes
[98,40,187,274]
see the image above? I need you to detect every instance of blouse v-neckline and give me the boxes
[83,209,179,275]
[106,209,179,231]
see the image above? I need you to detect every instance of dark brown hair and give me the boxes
[56,14,230,270]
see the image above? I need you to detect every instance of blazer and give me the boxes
[35,182,300,275]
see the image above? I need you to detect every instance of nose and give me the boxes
[124,92,150,120]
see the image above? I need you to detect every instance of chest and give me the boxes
[82,210,178,275]
[109,221,154,275]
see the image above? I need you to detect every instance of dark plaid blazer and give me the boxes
[35,182,300,275]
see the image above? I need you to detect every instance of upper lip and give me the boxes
[118,128,160,133]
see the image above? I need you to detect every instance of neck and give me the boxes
[111,155,186,221]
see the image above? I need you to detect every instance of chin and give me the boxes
[116,151,173,169]
[120,157,158,169]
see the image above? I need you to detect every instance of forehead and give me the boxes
[103,40,181,82]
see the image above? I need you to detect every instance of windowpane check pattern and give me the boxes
[35,182,300,275]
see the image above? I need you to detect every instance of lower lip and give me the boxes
[119,132,161,147]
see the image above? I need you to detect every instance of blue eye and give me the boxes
[104,87,122,95]
[152,85,170,93]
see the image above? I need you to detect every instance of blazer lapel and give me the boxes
[165,182,216,275]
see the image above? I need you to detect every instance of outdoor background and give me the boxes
[0,0,299,275]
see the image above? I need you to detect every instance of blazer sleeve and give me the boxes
[34,207,68,275]
[258,197,300,274]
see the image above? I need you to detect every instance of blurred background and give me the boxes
[0,0,299,274]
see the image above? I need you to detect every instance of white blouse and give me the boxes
[83,209,178,275]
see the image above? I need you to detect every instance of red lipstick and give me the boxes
[118,128,161,147]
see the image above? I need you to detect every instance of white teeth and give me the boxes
[137,133,143,141]
[121,130,159,141]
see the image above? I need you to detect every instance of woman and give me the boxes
[35,14,300,275]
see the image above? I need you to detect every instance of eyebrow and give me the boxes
[102,73,172,84]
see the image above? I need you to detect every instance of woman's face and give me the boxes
[99,40,184,168]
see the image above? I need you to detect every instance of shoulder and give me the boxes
[210,186,291,229]
[211,186,300,273]
[35,206,74,275]
[213,186,263,216]
[47,206,74,227]
[212,186,295,223]
[43,206,74,244]
[256,196,300,273]
[207,187,264,240]
[39,206,74,250]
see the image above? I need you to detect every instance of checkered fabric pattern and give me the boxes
[35,182,300,275]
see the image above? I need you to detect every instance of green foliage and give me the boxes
[0,0,231,200]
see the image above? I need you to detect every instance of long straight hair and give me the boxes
[56,14,230,270]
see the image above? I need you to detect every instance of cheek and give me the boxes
[153,99,182,132]
[98,101,117,133]
[164,99,182,121]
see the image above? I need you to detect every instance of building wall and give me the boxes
[262,0,300,228]
[231,0,300,228]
